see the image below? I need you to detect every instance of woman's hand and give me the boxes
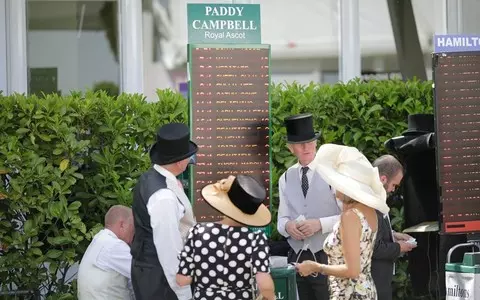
[295,260,321,277]
[176,274,192,286]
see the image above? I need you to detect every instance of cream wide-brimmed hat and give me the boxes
[312,144,389,215]
[201,175,271,227]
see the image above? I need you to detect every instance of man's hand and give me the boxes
[398,241,415,253]
[285,221,305,240]
[297,219,322,237]
[393,232,413,241]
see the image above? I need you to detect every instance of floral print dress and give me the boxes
[323,208,377,299]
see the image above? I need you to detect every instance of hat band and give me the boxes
[287,132,317,142]
[158,145,190,157]
[227,185,260,215]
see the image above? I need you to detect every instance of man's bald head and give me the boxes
[105,205,132,227]
[104,205,134,244]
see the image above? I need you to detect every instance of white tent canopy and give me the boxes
[160,0,445,66]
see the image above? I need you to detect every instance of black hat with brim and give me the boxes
[149,141,198,165]
[402,114,434,136]
[149,123,199,165]
[201,174,272,227]
[284,113,321,144]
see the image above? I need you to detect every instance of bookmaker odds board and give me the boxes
[187,44,272,231]
[434,35,480,234]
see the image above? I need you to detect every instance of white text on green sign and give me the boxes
[187,4,261,44]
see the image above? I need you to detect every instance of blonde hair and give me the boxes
[338,191,358,205]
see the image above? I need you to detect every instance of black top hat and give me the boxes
[149,123,198,165]
[227,175,266,215]
[402,114,434,136]
[284,113,320,144]
[201,174,271,227]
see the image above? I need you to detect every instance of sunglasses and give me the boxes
[188,154,197,165]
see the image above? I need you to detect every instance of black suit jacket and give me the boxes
[371,210,401,300]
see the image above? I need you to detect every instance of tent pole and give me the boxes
[339,0,361,83]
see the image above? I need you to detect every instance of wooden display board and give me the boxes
[187,44,271,233]
[434,51,480,234]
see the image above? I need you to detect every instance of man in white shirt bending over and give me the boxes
[77,205,135,300]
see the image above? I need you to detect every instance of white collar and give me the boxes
[103,228,119,239]
[153,164,178,182]
[295,160,315,173]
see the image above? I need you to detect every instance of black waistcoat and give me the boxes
[131,168,167,265]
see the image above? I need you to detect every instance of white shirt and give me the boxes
[384,213,396,274]
[95,229,132,280]
[147,165,192,300]
[297,161,337,195]
[297,161,316,185]
[384,214,395,241]
[278,162,340,237]
[78,229,134,300]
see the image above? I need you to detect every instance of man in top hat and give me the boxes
[130,123,198,300]
[277,113,342,300]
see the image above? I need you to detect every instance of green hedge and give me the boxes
[269,80,433,299]
[0,90,187,298]
[0,79,433,299]
[270,79,433,238]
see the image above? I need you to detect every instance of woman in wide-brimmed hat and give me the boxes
[176,174,275,300]
[296,144,388,299]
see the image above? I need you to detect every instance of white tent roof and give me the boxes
[167,0,444,60]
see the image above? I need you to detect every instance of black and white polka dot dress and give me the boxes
[177,222,270,300]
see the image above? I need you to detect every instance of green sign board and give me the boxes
[271,267,297,300]
[187,3,261,44]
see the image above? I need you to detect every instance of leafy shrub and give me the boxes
[270,79,433,237]
[92,81,120,97]
[0,90,187,299]
[270,79,433,299]
[0,79,433,299]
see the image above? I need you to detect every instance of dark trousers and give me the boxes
[288,249,329,300]
[131,259,178,300]
[376,289,392,300]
